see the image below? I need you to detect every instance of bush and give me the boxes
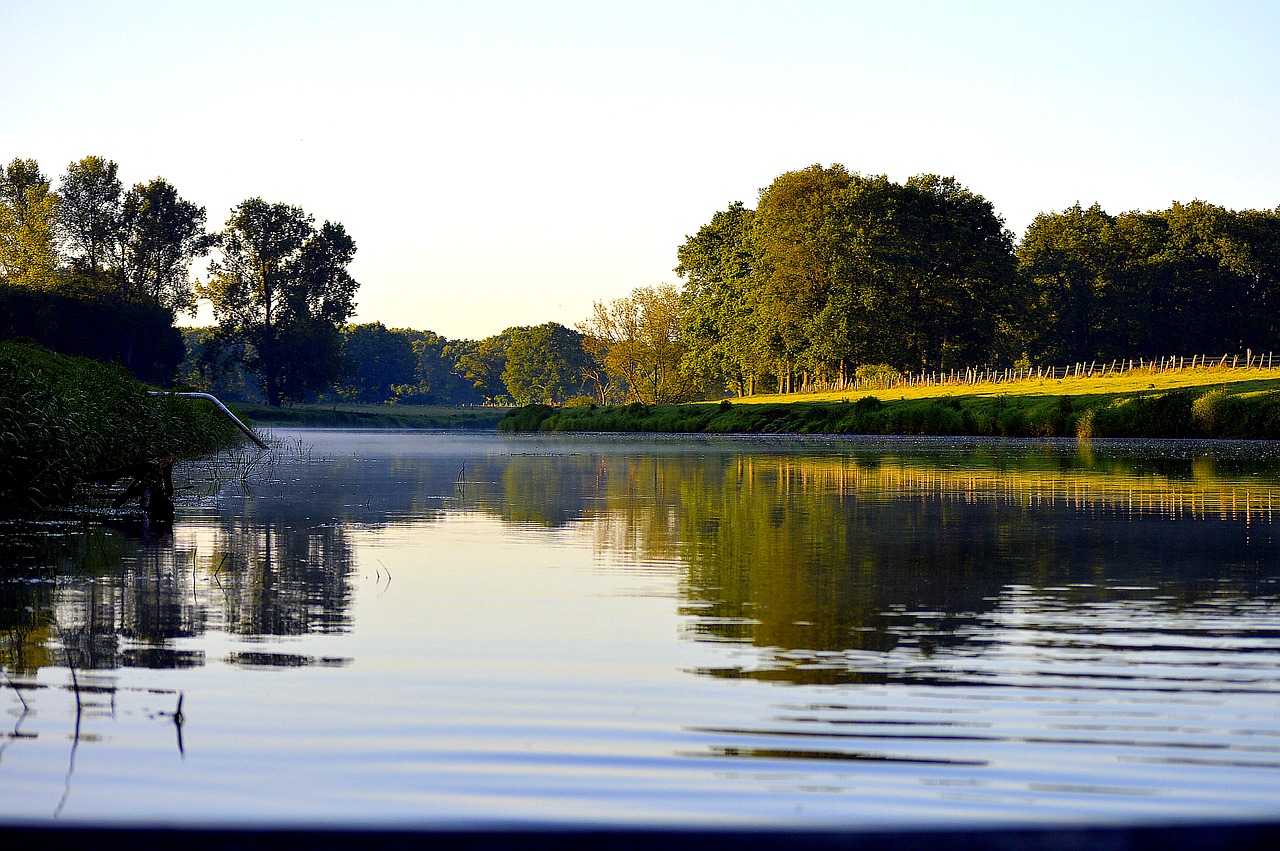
[1191,388,1229,436]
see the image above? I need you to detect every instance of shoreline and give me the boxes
[496,370,1280,441]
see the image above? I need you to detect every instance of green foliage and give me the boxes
[675,166,1022,400]
[117,177,213,313]
[500,384,1280,441]
[0,158,59,291]
[58,155,123,274]
[454,332,511,404]
[0,341,244,515]
[1019,201,1280,364]
[339,322,418,403]
[500,323,595,405]
[230,402,507,429]
[201,199,358,406]
[579,284,692,403]
[177,326,263,401]
[675,201,762,397]
[0,287,185,384]
[1076,391,1198,439]
[4,154,210,383]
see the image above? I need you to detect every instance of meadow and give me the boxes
[499,366,1280,439]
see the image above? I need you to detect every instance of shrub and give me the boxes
[1191,388,1229,436]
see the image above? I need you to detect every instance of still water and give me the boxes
[2,429,1279,829]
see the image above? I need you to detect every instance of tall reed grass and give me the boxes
[1,341,247,515]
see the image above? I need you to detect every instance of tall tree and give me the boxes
[887,174,1021,371]
[1018,203,1130,362]
[118,178,212,313]
[455,332,512,404]
[747,166,1020,384]
[200,199,358,405]
[750,164,859,391]
[0,158,59,290]
[675,201,766,396]
[58,155,122,277]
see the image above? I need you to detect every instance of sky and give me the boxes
[3,0,1278,340]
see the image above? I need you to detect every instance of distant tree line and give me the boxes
[8,156,1279,408]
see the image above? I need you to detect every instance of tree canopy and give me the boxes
[201,199,358,406]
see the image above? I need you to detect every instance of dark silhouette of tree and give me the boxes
[201,199,358,406]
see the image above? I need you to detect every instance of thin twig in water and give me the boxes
[55,639,83,818]
[0,670,32,767]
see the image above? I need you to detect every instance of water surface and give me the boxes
[2,430,1279,828]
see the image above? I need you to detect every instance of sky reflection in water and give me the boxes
[1,430,1279,828]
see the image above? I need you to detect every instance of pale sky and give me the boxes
[3,0,1278,340]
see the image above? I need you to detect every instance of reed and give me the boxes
[0,341,246,515]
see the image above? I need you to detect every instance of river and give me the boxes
[2,429,1279,830]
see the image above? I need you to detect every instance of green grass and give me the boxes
[1,340,246,515]
[499,367,1280,440]
[235,401,512,429]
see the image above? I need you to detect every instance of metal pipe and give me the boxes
[148,391,269,449]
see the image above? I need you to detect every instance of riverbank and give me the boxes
[0,340,247,516]
[235,402,511,429]
[499,367,1280,439]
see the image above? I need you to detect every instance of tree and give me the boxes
[1018,201,1280,362]
[200,199,358,406]
[745,166,1020,386]
[750,164,859,391]
[118,178,212,313]
[1018,203,1131,362]
[886,174,1021,371]
[578,284,690,403]
[501,323,595,405]
[454,332,512,404]
[0,158,59,291]
[675,201,767,396]
[58,155,122,277]
[340,322,418,403]
[405,331,482,404]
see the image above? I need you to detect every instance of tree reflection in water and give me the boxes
[0,517,355,676]
[484,444,1279,686]
[4,438,1277,686]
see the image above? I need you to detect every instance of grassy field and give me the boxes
[499,366,1280,439]
[235,401,512,430]
[736,366,1280,405]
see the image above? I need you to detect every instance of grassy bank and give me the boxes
[499,367,1280,440]
[235,402,511,429]
[1,340,247,515]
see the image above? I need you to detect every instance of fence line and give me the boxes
[801,351,1279,395]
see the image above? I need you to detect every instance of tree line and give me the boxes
[1,155,359,404]
[7,156,1279,408]
[674,164,1280,397]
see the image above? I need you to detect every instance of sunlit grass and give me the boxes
[735,366,1280,405]
[501,365,1280,438]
